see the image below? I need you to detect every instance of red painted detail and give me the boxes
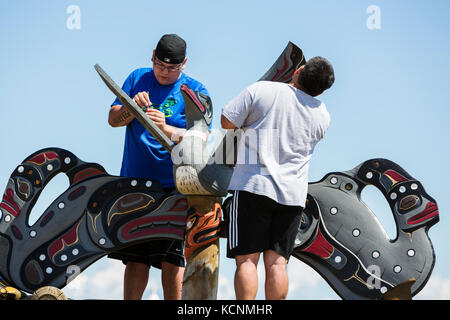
[181,84,205,112]
[271,55,289,81]
[121,215,185,241]
[68,186,86,201]
[48,220,81,261]
[72,168,104,184]
[169,198,189,212]
[302,227,334,259]
[184,203,222,261]
[384,170,408,184]
[11,226,23,240]
[40,211,54,227]
[0,189,21,217]
[279,72,294,82]
[407,202,439,225]
[27,152,59,165]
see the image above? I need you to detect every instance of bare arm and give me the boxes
[108,104,134,127]
[221,114,238,130]
[108,92,209,144]
[108,91,186,143]
[108,91,152,128]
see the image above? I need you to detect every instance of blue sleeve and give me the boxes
[111,70,136,106]
[199,83,209,96]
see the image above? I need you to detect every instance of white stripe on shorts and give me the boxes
[229,191,239,250]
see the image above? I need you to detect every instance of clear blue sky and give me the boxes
[1,0,449,299]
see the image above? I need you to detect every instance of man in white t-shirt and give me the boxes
[221,56,335,300]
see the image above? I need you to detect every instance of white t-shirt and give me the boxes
[221,81,330,207]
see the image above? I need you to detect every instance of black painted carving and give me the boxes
[0,148,188,293]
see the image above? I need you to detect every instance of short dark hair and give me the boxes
[297,57,335,96]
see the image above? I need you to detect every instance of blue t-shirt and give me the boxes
[112,68,209,187]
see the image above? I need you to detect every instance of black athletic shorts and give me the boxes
[107,187,185,269]
[226,190,303,260]
[108,239,185,269]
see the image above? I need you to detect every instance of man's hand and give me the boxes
[108,91,152,128]
[146,108,166,132]
[134,91,169,133]
[133,91,152,109]
[111,91,186,143]
[145,108,186,143]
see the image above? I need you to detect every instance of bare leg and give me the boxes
[161,261,184,300]
[123,261,149,300]
[234,253,260,300]
[263,250,288,300]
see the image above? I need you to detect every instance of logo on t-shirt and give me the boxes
[147,96,177,117]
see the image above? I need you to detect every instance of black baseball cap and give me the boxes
[155,34,186,64]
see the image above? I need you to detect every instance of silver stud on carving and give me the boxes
[394,265,402,273]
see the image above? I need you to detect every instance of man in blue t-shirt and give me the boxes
[107,34,209,300]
